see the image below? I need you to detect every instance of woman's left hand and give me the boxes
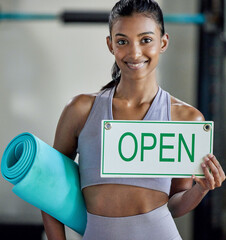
[193,154,225,193]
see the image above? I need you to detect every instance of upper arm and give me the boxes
[53,94,96,160]
[169,96,205,196]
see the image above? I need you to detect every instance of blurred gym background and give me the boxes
[0,0,225,239]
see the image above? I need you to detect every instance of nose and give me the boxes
[128,42,142,60]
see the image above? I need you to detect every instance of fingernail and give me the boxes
[208,153,213,158]
[202,163,206,168]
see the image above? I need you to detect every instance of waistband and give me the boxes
[87,203,169,222]
[84,203,182,240]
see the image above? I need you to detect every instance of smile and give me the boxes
[125,61,148,70]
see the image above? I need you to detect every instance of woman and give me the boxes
[42,0,225,239]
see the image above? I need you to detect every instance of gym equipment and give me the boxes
[1,132,87,235]
[0,11,206,24]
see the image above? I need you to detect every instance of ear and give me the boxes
[160,33,169,53]
[106,36,114,55]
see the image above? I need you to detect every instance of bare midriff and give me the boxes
[82,184,169,217]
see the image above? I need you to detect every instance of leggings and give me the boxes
[82,204,182,240]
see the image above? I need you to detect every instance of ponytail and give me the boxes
[101,61,121,90]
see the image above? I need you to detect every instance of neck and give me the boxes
[115,71,159,105]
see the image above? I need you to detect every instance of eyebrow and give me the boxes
[115,31,155,37]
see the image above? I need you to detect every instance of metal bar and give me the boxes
[0,13,57,21]
[0,11,206,24]
[61,11,109,23]
[164,13,205,24]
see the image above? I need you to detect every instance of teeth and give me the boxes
[126,62,146,69]
[128,63,142,67]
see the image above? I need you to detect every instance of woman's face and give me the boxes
[107,13,168,81]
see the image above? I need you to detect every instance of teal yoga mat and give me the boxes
[1,132,87,235]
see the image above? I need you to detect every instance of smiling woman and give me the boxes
[39,0,225,240]
[106,14,168,82]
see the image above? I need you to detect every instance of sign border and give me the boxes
[101,120,214,178]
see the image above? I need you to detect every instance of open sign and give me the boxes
[101,121,214,178]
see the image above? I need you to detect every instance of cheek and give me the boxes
[147,46,161,56]
[113,49,126,64]
[114,47,125,56]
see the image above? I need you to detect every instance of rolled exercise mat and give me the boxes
[1,132,87,235]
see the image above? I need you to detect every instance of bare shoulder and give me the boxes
[64,93,98,135]
[53,92,98,158]
[170,96,205,121]
[68,93,97,114]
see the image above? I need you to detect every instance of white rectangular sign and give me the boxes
[101,121,214,178]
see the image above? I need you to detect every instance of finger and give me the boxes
[192,175,203,186]
[192,175,208,193]
[202,162,215,189]
[207,154,225,181]
[203,158,222,187]
[192,175,199,183]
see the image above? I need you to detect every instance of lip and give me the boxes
[125,60,149,70]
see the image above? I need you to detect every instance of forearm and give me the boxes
[168,183,209,218]
[41,211,66,240]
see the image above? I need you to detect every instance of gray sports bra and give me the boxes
[77,86,172,195]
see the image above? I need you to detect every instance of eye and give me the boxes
[117,39,128,45]
[141,38,152,43]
